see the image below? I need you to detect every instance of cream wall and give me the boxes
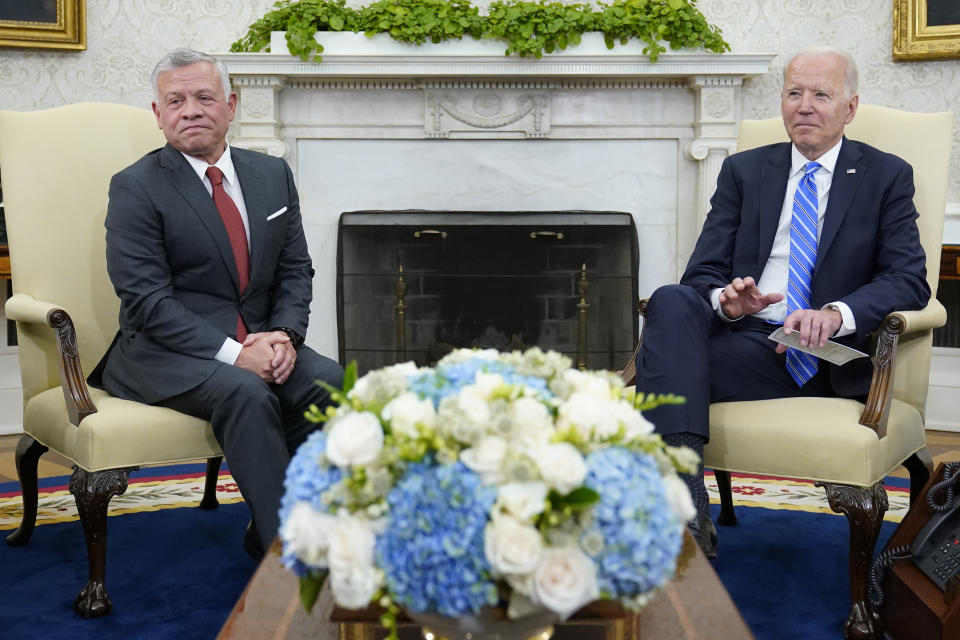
[0,0,958,433]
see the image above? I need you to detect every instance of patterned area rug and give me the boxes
[0,466,911,530]
[0,464,245,530]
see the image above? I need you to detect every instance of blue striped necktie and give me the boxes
[786,161,821,386]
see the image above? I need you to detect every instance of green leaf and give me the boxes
[342,360,358,395]
[299,573,325,612]
[667,0,685,10]
[329,15,344,30]
[549,486,600,511]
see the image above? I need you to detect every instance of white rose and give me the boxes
[436,389,489,445]
[327,513,382,607]
[458,386,492,424]
[497,481,549,520]
[557,369,612,400]
[382,392,436,438]
[330,565,383,609]
[536,442,586,495]
[530,546,600,619]
[460,436,508,483]
[612,401,655,439]
[484,514,544,577]
[325,411,384,467]
[474,372,505,395]
[556,392,618,439]
[281,502,336,568]
[506,397,554,449]
[662,473,697,525]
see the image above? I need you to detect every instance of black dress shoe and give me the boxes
[688,511,718,559]
[243,520,265,563]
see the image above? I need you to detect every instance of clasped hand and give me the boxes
[719,276,842,353]
[234,331,297,384]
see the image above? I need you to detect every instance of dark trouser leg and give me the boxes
[634,284,719,440]
[158,347,343,553]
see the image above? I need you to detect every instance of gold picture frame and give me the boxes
[894,0,960,60]
[0,0,85,51]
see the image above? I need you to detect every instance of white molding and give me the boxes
[944,202,960,244]
[927,347,960,433]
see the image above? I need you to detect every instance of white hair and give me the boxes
[784,46,859,98]
[151,48,232,103]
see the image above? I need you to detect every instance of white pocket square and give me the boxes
[266,207,287,221]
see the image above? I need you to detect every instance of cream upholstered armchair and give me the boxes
[0,104,224,618]
[622,105,951,640]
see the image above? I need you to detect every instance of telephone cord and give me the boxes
[869,544,911,609]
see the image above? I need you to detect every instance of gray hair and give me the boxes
[151,48,232,103]
[784,46,859,99]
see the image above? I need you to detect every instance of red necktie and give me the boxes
[205,166,249,341]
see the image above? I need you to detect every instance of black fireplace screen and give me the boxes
[336,211,639,374]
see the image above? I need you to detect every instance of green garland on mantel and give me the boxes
[231,0,730,62]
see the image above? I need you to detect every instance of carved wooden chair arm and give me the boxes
[860,299,946,437]
[5,293,98,426]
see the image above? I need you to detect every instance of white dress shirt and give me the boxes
[709,139,856,337]
[180,145,250,364]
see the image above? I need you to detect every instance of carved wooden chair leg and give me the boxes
[820,482,887,640]
[902,448,934,505]
[199,456,223,510]
[69,466,134,618]
[6,435,49,546]
[714,470,738,526]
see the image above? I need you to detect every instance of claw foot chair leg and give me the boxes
[820,482,887,640]
[714,470,738,526]
[69,466,135,618]
[6,435,48,546]
[199,456,223,510]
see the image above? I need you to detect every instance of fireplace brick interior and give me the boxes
[337,211,639,373]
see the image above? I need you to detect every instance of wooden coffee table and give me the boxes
[218,532,753,640]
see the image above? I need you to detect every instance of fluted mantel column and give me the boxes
[231,75,286,158]
[686,75,744,230]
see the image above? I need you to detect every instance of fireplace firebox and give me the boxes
[337,211,638,374]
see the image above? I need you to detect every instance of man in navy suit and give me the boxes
[91,49,343,559]
[634,46,930,557]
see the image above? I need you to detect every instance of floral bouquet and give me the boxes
[279,348,695,639]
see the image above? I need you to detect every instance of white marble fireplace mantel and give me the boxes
[216,36,775,362]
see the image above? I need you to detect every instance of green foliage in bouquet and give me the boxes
[231,0,730,62]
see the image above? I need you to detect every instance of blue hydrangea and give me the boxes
[278,430,343,575]
[407,357,552,408]
[376,459,499,617]
[583,447,682,598]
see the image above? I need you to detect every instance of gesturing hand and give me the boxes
[718,276,783,319]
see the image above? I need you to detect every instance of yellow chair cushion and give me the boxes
[704,397,926,487]
[24,387,222,472]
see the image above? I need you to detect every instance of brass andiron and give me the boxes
[394,264,407,362]
[576,263,590,370]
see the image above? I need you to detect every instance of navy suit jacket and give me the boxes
[90,144,314,404]
[680,137,930,397]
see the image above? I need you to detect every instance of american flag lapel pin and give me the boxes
[846,168,856,174]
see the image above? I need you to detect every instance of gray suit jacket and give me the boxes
[90,143,314,403]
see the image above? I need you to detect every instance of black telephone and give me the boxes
[909,499,960,590]
[870,462,960,607]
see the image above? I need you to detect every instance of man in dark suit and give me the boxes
[634,46,930,557]
[91,49,343,559]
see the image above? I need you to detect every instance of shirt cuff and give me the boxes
[823,302,856,338]
[215,337,243,365]
[710,287,743,322]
